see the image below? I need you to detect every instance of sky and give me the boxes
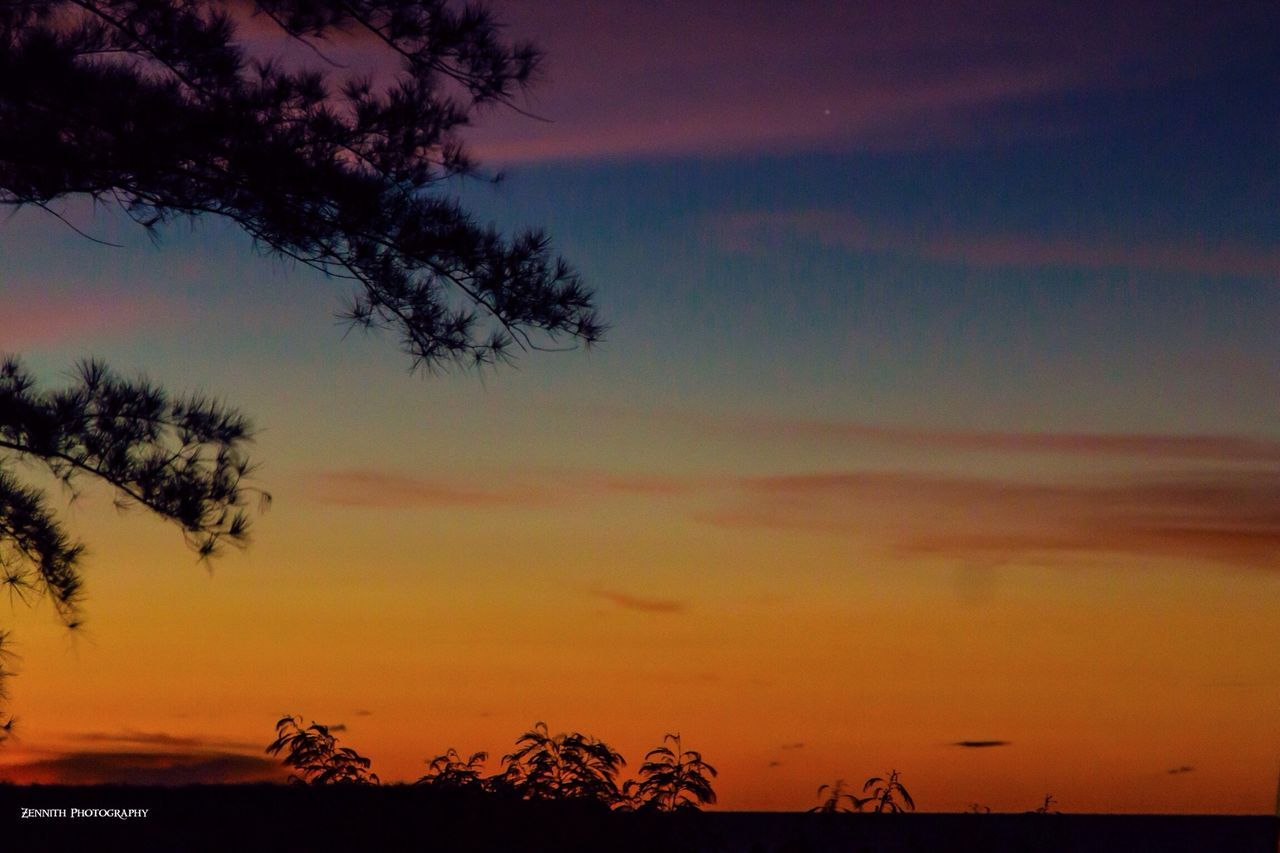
[0,0,1278,813]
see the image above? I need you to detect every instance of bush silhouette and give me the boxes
[416,748,489,791]
[635,733,718,811]
[498,721,626,805]
[266,715,379,785]
[863,769,914,813]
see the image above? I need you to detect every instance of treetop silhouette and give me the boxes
[267,714,379,785]
[634,732,718,811]
[863,769,914,813]
[499,721,626,805]
[416,747,488,790]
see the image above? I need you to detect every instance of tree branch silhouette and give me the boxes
[0,357,265,729]
[0,0,605,371]
[0,0,602,736]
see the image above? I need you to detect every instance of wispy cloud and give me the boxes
[310,470,529,509]
[67,730,259,751]
[703,469,1280,570]
[308,468,707,510]
[735,415,1280,464]
[952,740,1011,748]
[716,210,1280,279]
[1167,765,1196,775]
[0,750,281,785]
[458,1,1276,162]
[590,588,686,614]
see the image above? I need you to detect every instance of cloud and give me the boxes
[590,588,685,614]
[309,470,528,509]
[952,740,1011,748]
[1167,765,1196,775]
[0,750,282,785]
[702,469,1280,571]
[458,1,1276,162]
[716,210,1280,280]
[67,730,259,751]
[308,468,707,510]
[780,742,806,750]
[733,417,1280,464]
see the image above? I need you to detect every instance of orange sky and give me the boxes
[2,0,1279,814]
[1,405,1276,811]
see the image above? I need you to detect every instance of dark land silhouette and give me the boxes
[2,784,1277,853]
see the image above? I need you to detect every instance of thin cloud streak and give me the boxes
[310,470,527,509]
[717,210,1280,280]
[740,416,1280,463]
[0,750,281,785]
[67,730,260,751]
[705,469,1280,570]
[952,740,1011,748]
[590,588,685,614]
[309,468,710,510]
[465,0,1277,162]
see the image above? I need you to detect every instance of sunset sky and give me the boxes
[1,0,1277,813]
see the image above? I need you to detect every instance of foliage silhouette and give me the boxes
[0,629,14,745]
[635,733,718,811]
[0,0,603,371]
[0,358,264,731]
[415,747,488,790]
[862,769,915,813]
[266,714,379,785]
[810,779,869,814]
[499,721,626,805]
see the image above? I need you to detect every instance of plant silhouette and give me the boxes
[863,769,915,813]
[416,748,489,790]
[635,733,718,811]
[266,715,379,785]
[499,721,626,805]
[810,779,869,814]
[1030,794,1060,814]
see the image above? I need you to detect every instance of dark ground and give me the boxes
[1,784,1276,852]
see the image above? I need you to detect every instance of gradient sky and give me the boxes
[1,0,1277,813]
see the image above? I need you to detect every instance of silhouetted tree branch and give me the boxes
[0,0,602,738]
[0,357,265,729]
[0,0,605,370]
